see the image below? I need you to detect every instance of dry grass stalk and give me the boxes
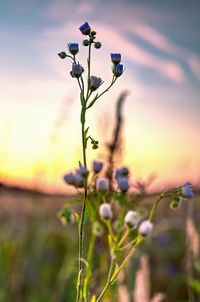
[186,217,199,259]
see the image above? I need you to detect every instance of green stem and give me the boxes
[86,41,92,99]
[118,228,130,248]
[96,257,115,302]
[148,195,163,222]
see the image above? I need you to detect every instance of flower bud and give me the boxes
[92,221,104,236]
[96,178,109,191]
[71,63,84,78]
[111,53,121,65]
[74,172,84,188]
[58,51,67,59]
[67,43,79,55]
[138,220,153,236]
[170,196,182,210]
[79,22,91,35]
[93,160,103,173]
[99,203,112,220]
[124,211,140,228]
[112,64,124,77]
[91,30,96,36]
[63,172,76,185]
[180,182,194,199]
[83,39,90,46]
[90,76,103,91]
[94,42,101,49]
[117,177,129,192]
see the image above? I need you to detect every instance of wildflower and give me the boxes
[125,211,140,228]
[74,172,84,188]
[181,182,194,199]
[115,167,129,179]
[70,63,84,78]
[63,172,76,185]
[79,22,91,35]
[112,64,124,77]
[94,42,101,49]
[77,165,89,177]
[117,177,129,192]
[138,220,153,236]
[58,51,67,59]
[93,160,103,173]
[99,203,112,220]
[111,53,121,65]
[96,178,109,191]
[67,43,79,55]
[90,76,103,91]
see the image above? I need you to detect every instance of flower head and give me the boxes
[125,211,140,228]
[77,165,89,177]
[95,42,102,49]
[71,63,84,78]
[74,172,84,188]
[63,172,76,185]
[111,53,121,65]
[90,76,103,91]
[99,203,112,220]
[68,43,79,55]
[117,177,129,192]
[115,167,129,179]
[79,22,91,35]
[93,160,103,173]
[138,220,153,236]
[96,178,109,191]
[112,64,124,77]
[181,182,194,199]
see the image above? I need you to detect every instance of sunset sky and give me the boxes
[0,0,200,193]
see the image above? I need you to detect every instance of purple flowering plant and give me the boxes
[58,22,194,302]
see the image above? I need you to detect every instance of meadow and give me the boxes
[0,184,199,302]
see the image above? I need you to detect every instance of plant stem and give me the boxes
[96,257,115,302]
[148,195,163,222]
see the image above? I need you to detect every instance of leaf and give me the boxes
[188,277,200,294]
[83,279,89,301]
[84,126,90,136]
[57,208,73,224]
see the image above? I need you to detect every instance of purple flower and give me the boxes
[115,167,129,179]
[74,172,84,188]
[90,76,103,91]
[67,43,79,55]
[93,160,103,173]
[111,53,121,65]
[112,64,124,77]
[79,22,91,35]
[99,203,112,220]
[94,42,101,49]
[181,182,194,198]
[96,178,109,191]
[117,177,129,192]
[77,165,89,177]
[70,63,84,78]
[63,172,76,185]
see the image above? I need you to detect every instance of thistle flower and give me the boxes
[138,220,153,236]
[70,63,84,78]
[77,165,89,177]
[112,64,124,77]
[96,178,109,191]
[115,167,129,179]
[124,211,140,228]
[58,51,67,59]
[95,42,101,49]
[111,53,121,65]
[90,76,103,91]
[63,172,76,185]
[99,203,113,220]
[117,177,129,192]
[93,160,103,173]
[67,43,79,55]
[74,172,84,188]
[79,22,91,35]
[181,182,194,198]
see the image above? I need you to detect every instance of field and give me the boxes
[0,185,199,302]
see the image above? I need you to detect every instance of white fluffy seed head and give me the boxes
[124,211,140,228]
[138,220,153,236]
[96,178,109,191]
[99,203,112,220]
